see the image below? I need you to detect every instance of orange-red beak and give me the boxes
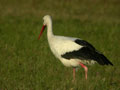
[38,25,46,40]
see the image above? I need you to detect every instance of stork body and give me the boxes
[38,15,113,81]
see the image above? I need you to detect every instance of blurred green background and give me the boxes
[0,0,120,90]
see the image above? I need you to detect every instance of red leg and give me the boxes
[79,63,88,80]
[73,68,76,81]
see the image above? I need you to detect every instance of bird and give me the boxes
[38,15,113,81]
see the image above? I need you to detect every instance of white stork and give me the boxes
[38,15,113,81]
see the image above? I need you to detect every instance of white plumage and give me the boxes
[38,15,113,81]
[49,36,84,66]
[42,15,84,67]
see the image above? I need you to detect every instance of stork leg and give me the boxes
[79,63,88,80]
[73,68,76,81]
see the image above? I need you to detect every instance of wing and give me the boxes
[51,36,83,56]
[61,39,113,65]
[74,39,96,50]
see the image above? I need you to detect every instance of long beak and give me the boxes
[38,25,46,40]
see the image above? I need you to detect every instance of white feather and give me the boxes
[48,36,83,58]
[43,15,96,67]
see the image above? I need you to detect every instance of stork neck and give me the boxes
[47,21,54,38]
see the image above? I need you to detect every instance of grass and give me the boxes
[0,0,120,90]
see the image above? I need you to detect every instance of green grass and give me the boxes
[0,0,120,90]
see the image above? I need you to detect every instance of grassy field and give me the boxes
[0,0,120,90]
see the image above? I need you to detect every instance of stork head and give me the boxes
[43,15,52,26]
[38,15,52,39]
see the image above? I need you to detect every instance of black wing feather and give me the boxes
[75,39,95,50]
[61,39,113,66]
